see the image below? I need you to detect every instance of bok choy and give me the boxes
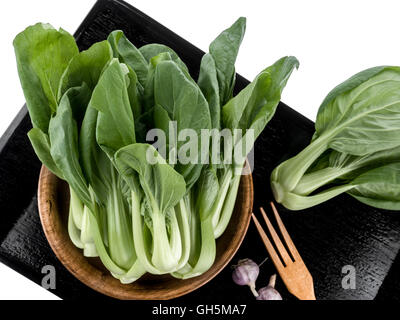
[271,66,400,211]
[14,19,298,282]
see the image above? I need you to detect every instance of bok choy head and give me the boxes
[271,66,400,210]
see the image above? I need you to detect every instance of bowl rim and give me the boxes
[38,165,253,300]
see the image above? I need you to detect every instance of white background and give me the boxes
[1,0,400,299]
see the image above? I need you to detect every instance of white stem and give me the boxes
[249,283,259,297]
[269,274,277,288]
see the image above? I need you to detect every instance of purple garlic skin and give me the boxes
[232,258,260,297]
[256,275,282,300]
[256,286,283,300]
[232,259,259,286]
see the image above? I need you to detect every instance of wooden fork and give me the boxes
[252,202,316,300]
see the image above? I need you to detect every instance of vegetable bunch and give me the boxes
[271,66,400,211]
[14,18,298,281]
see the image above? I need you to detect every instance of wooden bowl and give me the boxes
[37,166,253,300]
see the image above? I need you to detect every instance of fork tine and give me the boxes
[251,214,285,272]
[259,207,293,266]
[270,202,301,261]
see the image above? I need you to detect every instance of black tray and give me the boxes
[1,0,399,301]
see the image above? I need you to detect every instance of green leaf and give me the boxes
[142,52,174,111]
[153,104,172,159]
[79,105,111,202]
[154,60,211,189]
[198,53,220,129]
[315,66,400,155]
[141,50,195,112]
[349,163,400,210]
[27,128,64,179]
[209,17,246,104]
[135,106,155,143]
[223,56,299,137]
[125,65,142,120]
[13,23,78,132]
[153,104,172,135]
[223,56,299,165]
[90,59,136,158]
[49,88,91,208]
[62,82,92,129]
[108,30,148,87]
[317,66,386,120]
[58,40,113,99]
[139,44,189,73]
[115,143,186,214]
